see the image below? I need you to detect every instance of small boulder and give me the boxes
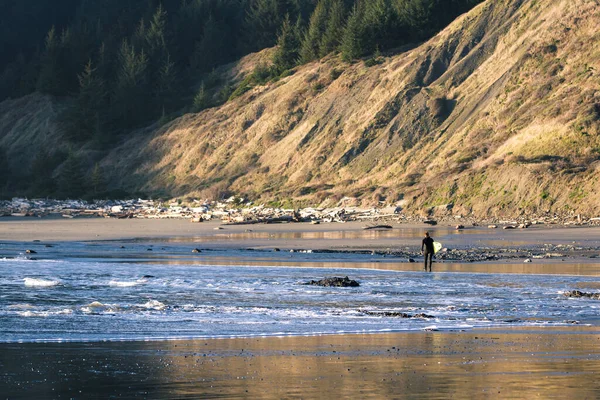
[455,225,465,230]
[424,220,438,226]
[563,290,600,299]
[192,248,202,253]
[304,276,360,287]
[488,225,498,229]
[25,249,37,254]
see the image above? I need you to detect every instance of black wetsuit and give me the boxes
[422,237,434,271]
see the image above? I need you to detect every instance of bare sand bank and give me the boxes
[2,328,600,399]
[1,216,600,246]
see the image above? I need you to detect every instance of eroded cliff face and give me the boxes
[2,0,599,219]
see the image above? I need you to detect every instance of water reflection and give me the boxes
[3,330,599,398]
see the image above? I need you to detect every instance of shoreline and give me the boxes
[2,217,600,264]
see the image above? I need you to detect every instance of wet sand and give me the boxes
[1,217,600,250]
[2,328,600,399]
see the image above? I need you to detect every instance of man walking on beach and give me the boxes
[422,232,434,272]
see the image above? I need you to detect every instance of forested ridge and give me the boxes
[0,0,481,199]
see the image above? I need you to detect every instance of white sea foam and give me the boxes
[109,279,146,287]
[17,309,72,317]
[81,301,119,314]
[7,304,35,310]
[141,300,166,310]
[23,278,60,287]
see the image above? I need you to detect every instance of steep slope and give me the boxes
[1,0,598,219]
[105,0,599,218]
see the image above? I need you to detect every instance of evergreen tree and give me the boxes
[193,82,210,112]
[319,0,346,57]
[341,3,365,61]
[30,150,59,197]
[395,0,434,40]
[90,162,107,196]
[0,147,10,192]
[299,0,329,63]
[58,149,87,198]
[192,16,227,72]
[36,27,61,95]
[273,15,302,73]
[155,53,177,111]
[245,0,292,51]
[63,60,106,142]
[112,40,149,128]
[364,0,397,52]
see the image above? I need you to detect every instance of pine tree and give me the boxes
[272,15,302,73]
[193,82,210,112]
[341,3,365,62]
[364,0,397,52]
[63,60,106,142]
[396,0,434,40]
[36,27,61,95]
[0,147,10,191]
[145,5,168,56]
[299,0,329,63]
[90,162,107,196]
[30,150,58,196]
[58,150,87,198]
[112,40,149,128]
[192,15,227,72]
[245,0,289,51]
[319,0,346,57]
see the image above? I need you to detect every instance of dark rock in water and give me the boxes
[45,244,53,248]
[364,225,393,230]
[192,248,202,253]
[455,225,465,230]
[25,249,37,254]
[147,248,153,251]
[33,240,40,242]
[408,258,416,263]
[273,248,280,252]
[361,310,434,319]
[304,276,360,287]
[143,275,155,279]
[120,246,126,249]
[564,290,600,299]
[424,220,437,226]
[413,313,435,319]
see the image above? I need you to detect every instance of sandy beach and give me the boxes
[2,328,600,399]
[2,216,600,252]
[1,217,600,398]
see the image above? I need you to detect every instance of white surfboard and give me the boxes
[433,242,443,254]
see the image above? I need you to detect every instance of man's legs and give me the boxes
[424,252,433,272]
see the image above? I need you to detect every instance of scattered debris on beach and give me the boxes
[1,197,600,228]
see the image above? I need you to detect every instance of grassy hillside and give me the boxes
[1,0,599,220]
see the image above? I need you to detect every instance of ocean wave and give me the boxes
[17,309,72,317]
[81,301,119,314]
[108,279,147,287]
[23,278,60,287]
[140,300,166,310]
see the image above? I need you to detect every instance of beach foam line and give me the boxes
[23,278,60,287]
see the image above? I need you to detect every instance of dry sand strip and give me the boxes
[2,329,600,399]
